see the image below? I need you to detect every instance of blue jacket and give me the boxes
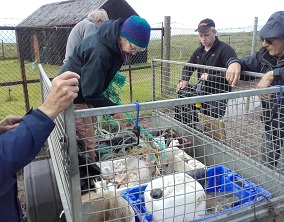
[227,47,284,80]
[58,18,125,108]
[0,109,55,222]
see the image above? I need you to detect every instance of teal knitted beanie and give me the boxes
[120,15,151,48]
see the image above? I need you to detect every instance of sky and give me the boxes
[0,0,283,29]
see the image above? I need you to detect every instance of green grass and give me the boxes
[0,43,17,60]
[0,60,62,118]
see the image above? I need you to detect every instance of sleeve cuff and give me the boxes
[226,57,241,68]
[273,67,284,81]
[25,108,51,122]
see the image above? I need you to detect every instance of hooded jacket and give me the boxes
[58,18,126,108]
[227,47,284,139]
[0,109,55,222]
[182,36,235,94]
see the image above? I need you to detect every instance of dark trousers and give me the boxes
[174,99,228,127]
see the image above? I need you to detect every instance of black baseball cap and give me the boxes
[259,11,284,39]
[195,18,215,32]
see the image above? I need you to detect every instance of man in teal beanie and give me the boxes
[58,15,151,161]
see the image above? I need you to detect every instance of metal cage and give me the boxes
[39,60,284,222]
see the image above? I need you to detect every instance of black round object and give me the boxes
[150,188,163,199]
[24,158,64,222]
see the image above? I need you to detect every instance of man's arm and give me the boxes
[0,72,80,182]
[257,69,284,99]
[226,51,264,86]
[176,53,198,92]
[226,61,242,87]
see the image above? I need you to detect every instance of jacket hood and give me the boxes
[97,18,123,53]
[259,11,284,39]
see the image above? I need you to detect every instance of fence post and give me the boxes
[1,40,4,59]
[128,56,133,103]
[32,33,40,63]
[246,17,259,112]
[251,17,258,55]
[161,16,171,93]
[16,29,30,111]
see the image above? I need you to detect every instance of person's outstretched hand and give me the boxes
[226,62,241,87]
[176,80,189,92]
[256,71,274,100]
[39,71,80,120]
[0,115,22,132]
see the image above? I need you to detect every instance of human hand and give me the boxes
[226,62,241,87]
[38,71,80,120]
[200,73,209,80]
[112,113,122,119]
[256,71,274,100]
[0,115,22,132]
[176,80,189,92]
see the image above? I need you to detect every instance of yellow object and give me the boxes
[196,103,201,108]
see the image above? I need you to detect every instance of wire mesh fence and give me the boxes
[0,16,264,120]
[0,25,163,119]
[38,60,284,221]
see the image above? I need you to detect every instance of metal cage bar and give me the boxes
[38,61,284,221]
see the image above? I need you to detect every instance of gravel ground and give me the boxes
[17,169,27,221]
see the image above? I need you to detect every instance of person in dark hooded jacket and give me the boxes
[226,11,284,173]
[58,15,151,161]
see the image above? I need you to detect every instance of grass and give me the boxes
[0,60,61,118]
[0,32,262,119]
[0,43,18,60]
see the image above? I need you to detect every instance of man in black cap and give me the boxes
[175,18,237,125]
[226,11,284,172]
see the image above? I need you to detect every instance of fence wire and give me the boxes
[39,60,284,221]
[0,17,264,119]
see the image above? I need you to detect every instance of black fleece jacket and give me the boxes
[182,36,237,94]
[58,19,125,108]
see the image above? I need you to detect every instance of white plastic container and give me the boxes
[144,172,206,221]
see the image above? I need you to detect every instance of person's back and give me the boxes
[63,8,109,64]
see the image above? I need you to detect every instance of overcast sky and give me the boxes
[0,0,282,29]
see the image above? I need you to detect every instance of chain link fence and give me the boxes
[0,17,263,120]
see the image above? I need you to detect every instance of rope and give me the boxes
[98,72,167,160]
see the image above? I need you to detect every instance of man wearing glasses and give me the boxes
[58,15,150,161]
[226,11,284,173]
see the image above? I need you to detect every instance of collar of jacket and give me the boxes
[199,36,220,49]
[85,17,95,24]
[260,48,284,67]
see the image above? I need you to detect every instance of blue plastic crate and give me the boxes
[197,165,272,221]
[121,184,153,222]
[122,165,271,222]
